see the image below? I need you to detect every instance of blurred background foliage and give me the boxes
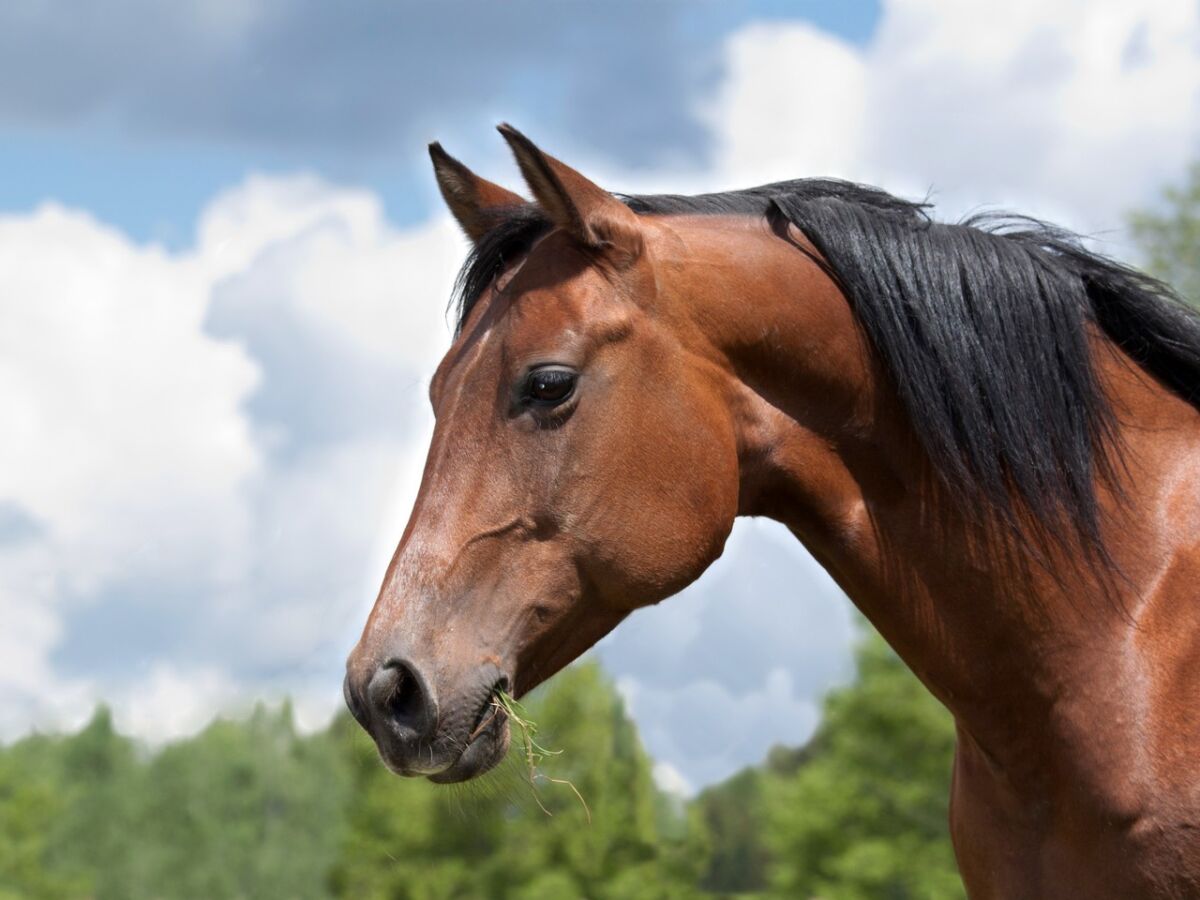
[2,165,1195,900]
[1130,162,1200,308]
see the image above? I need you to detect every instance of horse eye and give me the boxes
[524,367,577,406]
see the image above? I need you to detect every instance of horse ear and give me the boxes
[429,142,527,243]
[497,124,642,265]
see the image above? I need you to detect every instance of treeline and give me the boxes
[0,628,963,899]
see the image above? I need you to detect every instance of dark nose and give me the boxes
[344,658,438,766]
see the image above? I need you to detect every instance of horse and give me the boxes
[344,125,1200,897]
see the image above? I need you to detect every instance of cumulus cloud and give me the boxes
[0,175,453,742]
[0,206,261,593]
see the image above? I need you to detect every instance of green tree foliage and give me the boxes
[131,703,348,899]
[11,704,348,900]
[763,629,962,899]
[44,707,139,897]
[1130,162,1200,306]
[0,734,86,899]
[693,767,770,894]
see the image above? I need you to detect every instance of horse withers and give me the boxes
[345,126,1200,897]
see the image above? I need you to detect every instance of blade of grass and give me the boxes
[493,691,591,824]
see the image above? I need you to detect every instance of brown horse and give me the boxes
[345,125,1200,897]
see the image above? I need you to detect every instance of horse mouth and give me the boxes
[428,681,511,784]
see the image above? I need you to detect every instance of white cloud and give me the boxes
[0,176,454,744]
[0,205,260,594]
[110,664,241,744]
[702,22,870,185]
[651,760,694,799]
[197,175,460,369]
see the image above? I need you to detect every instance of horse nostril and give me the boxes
[385,665,420,721]
[367,658,436,740]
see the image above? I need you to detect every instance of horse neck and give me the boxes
[662,214,1200,770]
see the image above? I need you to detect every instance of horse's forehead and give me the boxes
[505,283,597,346]
[433,254,604,405]
[478,243,605,337]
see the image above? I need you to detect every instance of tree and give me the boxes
[1129,162,1200,306]
[44,706,141,898]
[0,733,87,899]
[693,767,770,894]
[764,628,963,900]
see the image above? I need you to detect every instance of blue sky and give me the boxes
[3,0,1198,793]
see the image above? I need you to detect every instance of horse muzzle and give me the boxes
[343,653,511,781]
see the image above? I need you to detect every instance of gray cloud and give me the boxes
[206,255,418,457]
[0,0,722,168]
[0,501,41,545]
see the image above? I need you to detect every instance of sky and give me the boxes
[2,0,1199,794]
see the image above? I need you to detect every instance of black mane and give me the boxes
[452,179,1200,556]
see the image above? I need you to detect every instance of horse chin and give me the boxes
[428,719,510,784]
